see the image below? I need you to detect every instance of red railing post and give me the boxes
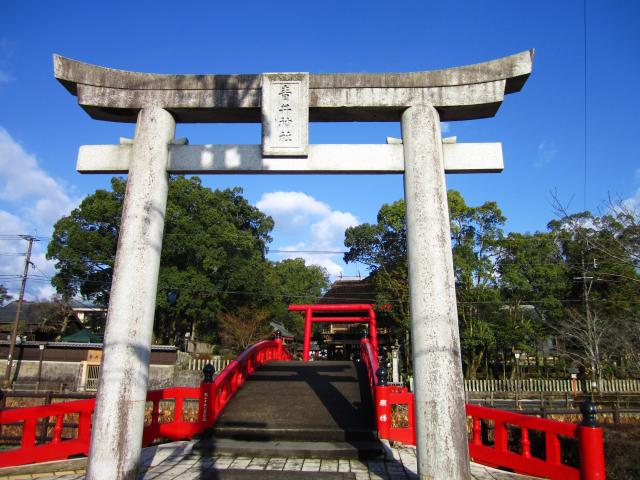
[375,385,391,440]
[579,401,606,480]
[174,396,184,423]
[374,358,391,440]
[579,426,606,480]
[52,415,64,445]
[199,363,216,429]
[520,426,531,459]
[494,421,508,453]
[78,409,92,454]
[472,417,482,447]
[545,432,561,466]
[21,418,37,450]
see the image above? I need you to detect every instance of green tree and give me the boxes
[48,179,124,304]
[344,200,408,328]
[344,191,507,378]
[47,176,275,344]
[32,297,79,341]
[447,191,506,379]
[219,307,273,351]
[496,232,567,377]
[548,210,640,381]
[264,258,329,335]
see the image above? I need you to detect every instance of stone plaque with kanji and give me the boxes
[261,72,309,156]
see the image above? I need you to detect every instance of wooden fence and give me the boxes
[186,356,231,372]
[464,378,640,393]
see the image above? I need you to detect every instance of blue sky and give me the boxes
[1,0,639,300]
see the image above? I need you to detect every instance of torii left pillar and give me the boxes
[86,108,175,480]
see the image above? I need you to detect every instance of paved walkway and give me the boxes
[0,441,538,480]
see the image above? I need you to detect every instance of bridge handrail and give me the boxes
[359,336,378,402]
[201,338,292,428]
[359,337,606,480]
[0,398,94,468]
[0,337,291,469]
[141,386,202,446]
[466,404,586,480]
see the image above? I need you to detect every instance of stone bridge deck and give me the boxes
[0,441,538,480]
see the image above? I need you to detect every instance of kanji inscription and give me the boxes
[261,73,309,156]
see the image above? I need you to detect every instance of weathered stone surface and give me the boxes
[54,51,531,92]
[85,108,175,480]
[261,73,309,156]
[76,143,503,175]
[402,105,469,479]
[53,50,532,123]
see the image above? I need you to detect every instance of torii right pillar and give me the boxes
[403,104,469,478]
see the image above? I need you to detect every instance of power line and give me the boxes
[13,270,640,306]
[583,0,589,210]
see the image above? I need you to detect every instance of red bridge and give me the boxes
[0,305,605,479]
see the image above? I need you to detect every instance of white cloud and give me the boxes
[257,191,360,278]
[257,191,331,230]
[0,128,76,223]
[535,140,558,168]
[622,187,640,212]
[619,168,640,213]
[0,211,29,284]
[311,211,359,248]
[0,127,78,300]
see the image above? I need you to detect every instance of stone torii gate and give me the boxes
[54,50,533,480]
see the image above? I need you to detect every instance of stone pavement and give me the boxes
[0,441,538,480]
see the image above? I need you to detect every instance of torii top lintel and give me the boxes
[53,50,533,124]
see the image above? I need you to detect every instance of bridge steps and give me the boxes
[188,470,357,479]
[198,360,384,460]
[197,438,384,460]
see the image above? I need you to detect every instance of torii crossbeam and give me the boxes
[54,50,533,480]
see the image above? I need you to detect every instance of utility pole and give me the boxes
[4,235,38,388]
[574,250,598,390]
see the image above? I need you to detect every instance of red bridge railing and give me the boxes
[360,337,606,480]
[199,337,292,429]
[0,337,291,469]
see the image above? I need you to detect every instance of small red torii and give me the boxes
[288,304,378,361]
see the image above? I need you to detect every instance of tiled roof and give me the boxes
[318,279,376,305]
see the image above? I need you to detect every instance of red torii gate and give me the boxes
[288,304,378,362]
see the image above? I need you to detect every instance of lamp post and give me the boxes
[184,332,191,353]
[590,380,598,402]
[514,350,522,409]
[391,341,400,384]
